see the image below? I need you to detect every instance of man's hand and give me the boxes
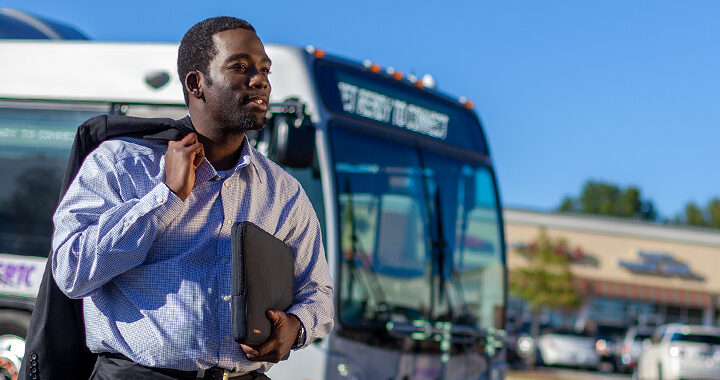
[241,310,301,363]
[164,133,204,201]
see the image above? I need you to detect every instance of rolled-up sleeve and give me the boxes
[51,147,184,298]
[283,186,334,348]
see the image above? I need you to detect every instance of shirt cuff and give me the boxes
[287,307,311,349]
[141,183,184,229]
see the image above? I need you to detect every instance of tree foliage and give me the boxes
[559,180,657,221]
[675,198,720,228]
[509,229,583,313]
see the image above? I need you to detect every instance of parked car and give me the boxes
[593,323,627,372]
[537,331,600,369]
[638,324,720,380]
[615,326,654,373]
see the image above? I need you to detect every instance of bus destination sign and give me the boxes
[316,61,489,155]
[337,82,449,139]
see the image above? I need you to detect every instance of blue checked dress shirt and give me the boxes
[51,134,334,373]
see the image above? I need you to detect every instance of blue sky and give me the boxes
[5,0,720,219]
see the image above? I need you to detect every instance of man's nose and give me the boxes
[249,70,269,89]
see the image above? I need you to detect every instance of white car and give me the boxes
[537,332,600,369]
[616,326,654,373]
[638,324,720,380]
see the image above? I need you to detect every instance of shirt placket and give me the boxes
[215,170,243,369]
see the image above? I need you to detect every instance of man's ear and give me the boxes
[184,71,204,100]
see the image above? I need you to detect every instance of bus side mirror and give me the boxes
[268,99,315,168]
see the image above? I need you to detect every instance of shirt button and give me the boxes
[223,295,231,302]
[223,258,229,264]
[223,181,230,188]
[156,195,164,204]
[225,335,231,341]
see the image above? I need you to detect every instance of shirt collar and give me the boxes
[193,135,262,187]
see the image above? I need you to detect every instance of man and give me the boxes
[51,17,333,379]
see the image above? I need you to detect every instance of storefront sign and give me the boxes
[618,251,701,280]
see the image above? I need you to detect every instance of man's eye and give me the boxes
[230,64,248,71]
[262,68,272,74]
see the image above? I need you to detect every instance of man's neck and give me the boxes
[188,113,246,171]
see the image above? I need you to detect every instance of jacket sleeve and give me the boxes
[51,145,184,298]
[283,185,334,348]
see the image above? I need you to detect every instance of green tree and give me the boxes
[683,202,707,227]
[707,198,720,228]
[559,180,657,220]
[509,229,583,365]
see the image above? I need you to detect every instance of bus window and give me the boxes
[332,126,432,325]
[0,102,110,257]
[419,152,505,330]
[122,104,188,120]
[282,163,326,250]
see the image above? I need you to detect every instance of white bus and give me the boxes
[0,39,507,380]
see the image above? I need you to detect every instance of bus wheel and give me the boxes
[0,310,30,380]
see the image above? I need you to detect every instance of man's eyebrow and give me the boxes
[225,54,272,65]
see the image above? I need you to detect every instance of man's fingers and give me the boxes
[164,132,203,201]
[179,132,198,145]
[240,344,259,357]
[266,309,282,324]
[192,144,205,167]
[242,311,297,362]
[242,341,278,362]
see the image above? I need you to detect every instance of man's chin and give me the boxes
[236,112,267,132]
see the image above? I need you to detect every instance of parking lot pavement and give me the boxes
[507,367,632,380]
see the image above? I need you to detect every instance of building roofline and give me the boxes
[503,207,720,247]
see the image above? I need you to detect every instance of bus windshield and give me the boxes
[332,126,505,333]
[0,103,103,257]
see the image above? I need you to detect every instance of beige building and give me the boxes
[504,208,720,329]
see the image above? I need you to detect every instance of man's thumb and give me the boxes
[266,309,282,324]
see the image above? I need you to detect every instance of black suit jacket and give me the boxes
[20,115,193,380]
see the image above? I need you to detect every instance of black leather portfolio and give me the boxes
[231,221,294,346]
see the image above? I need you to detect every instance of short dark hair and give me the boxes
[177,17,256,104]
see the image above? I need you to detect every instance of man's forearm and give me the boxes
[52,182,183,298]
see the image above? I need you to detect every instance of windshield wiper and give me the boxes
[343,178,389,322]
[415,149,460,323]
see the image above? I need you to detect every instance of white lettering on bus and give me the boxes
[0,128,18,138]
[338,82,358,113]
[338,82,449,139]
[0,128,73,142]
[37,130,73,141]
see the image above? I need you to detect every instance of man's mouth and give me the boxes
[245,96,268,111]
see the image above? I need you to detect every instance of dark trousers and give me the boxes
[89,354,271,380]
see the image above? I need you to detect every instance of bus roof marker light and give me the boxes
[387,66,404,80]
[407,73,418,83]
[306,45,325,58]
[459,96,474,109]
[421,73,436,89]
[362,60,372,68]
[370,64,381,73]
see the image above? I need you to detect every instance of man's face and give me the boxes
[203,28,272,133]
